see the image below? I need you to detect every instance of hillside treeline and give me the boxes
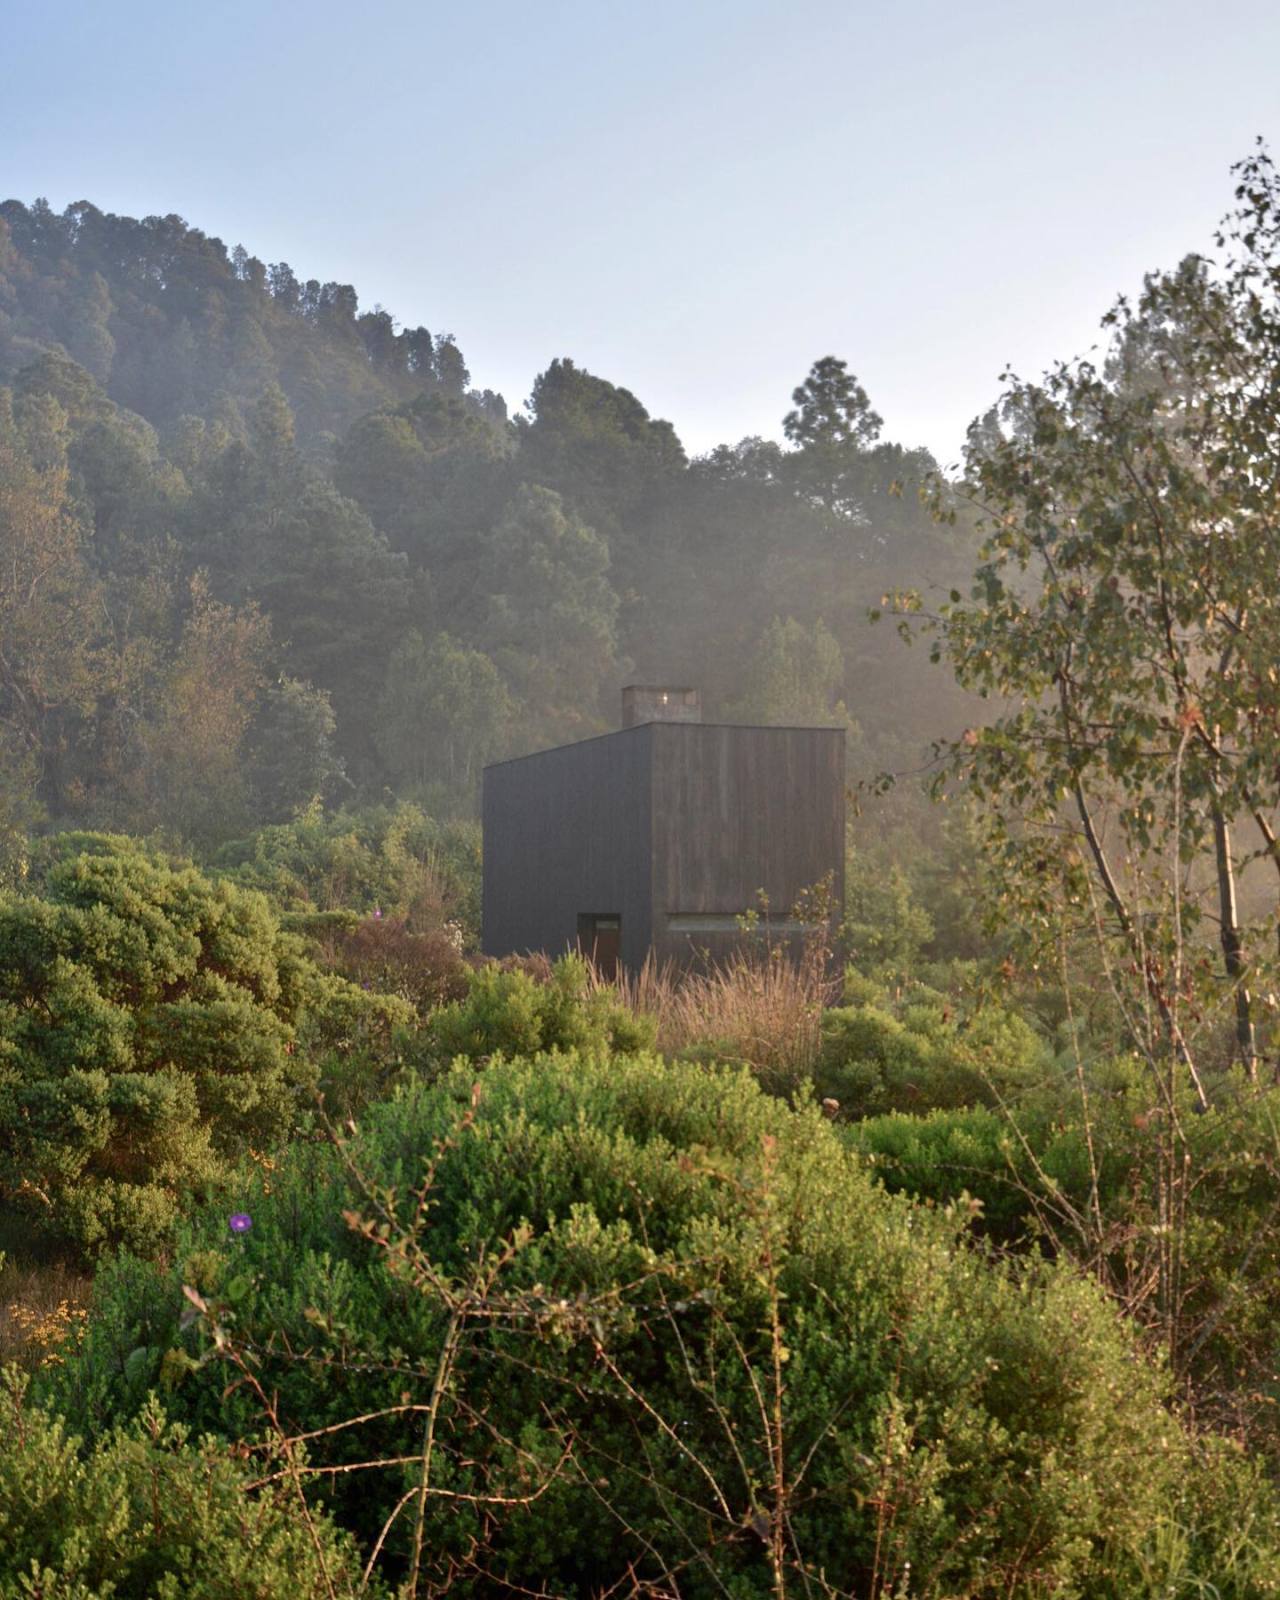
[11,156,1280,1597]
[0,197,975,861]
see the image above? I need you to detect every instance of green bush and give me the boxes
[0,1366,375,1598]
[422,953,655,1066]
[0,833,411,1258]
[815,987,1049,1118]
[49,1050,1280,1597]
[213,801,481,942]
[847,1104,1030,1238]
[311,912,470,1014]
[848,1056,1280,1442]
[844,1094,1125,1238]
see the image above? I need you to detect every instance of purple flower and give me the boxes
[373,906,383,920]
[229,1212,253,1235]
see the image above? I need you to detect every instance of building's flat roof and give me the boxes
[483,719,846,772]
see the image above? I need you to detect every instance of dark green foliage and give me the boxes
[374,629,510,808]
[0,1367,375,1598]
[243,675,344,822]
[334,390,513,562]
[468,484,622,746]
[849,1055,1280,1425]
[0,834,410,1257]
[783,355,883,452]
[781,354,885,517]
[515,356,686,539]
[48,1051,1280,1595]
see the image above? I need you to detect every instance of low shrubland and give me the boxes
[41,1050,1280,1597]
[7,827,1280,1594]
[814,981,1050,1117]
[423,952,655,1066]
[848,1056,1280,1440]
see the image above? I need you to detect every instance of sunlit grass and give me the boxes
[0,1234,91,1371]
[598,939,837,1095]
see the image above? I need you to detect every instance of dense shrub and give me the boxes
[213,801,481,941]
[845,1094,1129,1244]
[312,911,469,1014]
[848,1104,1032,1238]
[815,985,1049,1118]
[423,953,655,1064]
[835,1049,1164,1236]
[850,1057,1280,1436]
[0,833,411,1257]
[49,1051,1280,1597]
[0,1367,375,1598]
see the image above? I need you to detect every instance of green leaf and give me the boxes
[225,1273,254,1305]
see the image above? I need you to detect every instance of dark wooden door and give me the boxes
[578,914,621,979]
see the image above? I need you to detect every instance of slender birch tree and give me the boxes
[902,146,1280,1099]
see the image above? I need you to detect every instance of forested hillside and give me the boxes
[11,155,1280,1599]
[0,197,976,863]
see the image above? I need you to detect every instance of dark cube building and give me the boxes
[482,687,845,974]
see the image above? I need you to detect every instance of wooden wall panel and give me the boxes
[649,724,845,966]
[482,725,653,968]
[482,722,845,973]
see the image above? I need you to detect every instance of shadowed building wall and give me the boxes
[482,724,655,973]
[483,697,844,972]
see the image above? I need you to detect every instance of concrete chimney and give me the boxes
[622,685,701,728]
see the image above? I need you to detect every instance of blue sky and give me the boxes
[4,0,1279,463]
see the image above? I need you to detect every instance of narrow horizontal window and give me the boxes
[665,913,826,936]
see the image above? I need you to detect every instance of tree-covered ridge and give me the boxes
[0,198,489,444]
[0,196,978,861]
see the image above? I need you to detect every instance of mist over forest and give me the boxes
[0,195,978,860]
[15,139,1280,1598]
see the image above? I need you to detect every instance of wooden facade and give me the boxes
[482,719,845,971]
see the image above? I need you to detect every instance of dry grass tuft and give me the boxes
[0,1255,91,1370]
[599,937,838,1096]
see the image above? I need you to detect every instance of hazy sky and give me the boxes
[5,0,1279,463]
